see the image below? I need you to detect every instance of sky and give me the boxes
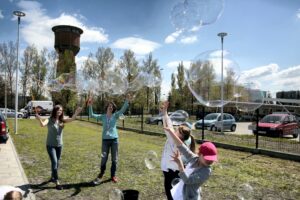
[1,0,300,100]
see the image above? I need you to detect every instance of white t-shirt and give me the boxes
[0,185,24,200]
[161,114,191,172]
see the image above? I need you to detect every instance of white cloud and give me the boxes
[111,37,160,55]
[0,10,3,19]
[164,30,182,44]
[297,9,300,19]
[165,60,191,71]
[238,63,300,98]
[240,63,279,80]
[16,1,108,50]
[165,30,198,44]
[180,35,198,44]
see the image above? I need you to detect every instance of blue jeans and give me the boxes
[100,139,118,177]
[46,145,62,181]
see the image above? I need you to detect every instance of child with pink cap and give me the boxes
[164,125,218,200]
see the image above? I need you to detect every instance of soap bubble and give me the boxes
[237,183,254,200]
[170,0,224,34]
[109,188,124,200]
[186,50,240,107]
[234,80,264,112]
[144,150,159,170]
[119,114,125,120]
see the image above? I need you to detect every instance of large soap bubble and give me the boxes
[101,70,129,96]
[186,50,240,107]
[76,70,99,95]
[47,72,77,92]
[128,71,162,93]
[170,0,224,33]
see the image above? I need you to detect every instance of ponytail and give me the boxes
[189,134,196,153]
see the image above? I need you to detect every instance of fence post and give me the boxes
[255,109,259,149]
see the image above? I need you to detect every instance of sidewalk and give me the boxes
[0,136,35,200]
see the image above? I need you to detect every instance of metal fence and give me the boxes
[79,112,300,162]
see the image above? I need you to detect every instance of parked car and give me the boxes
[0,111,9,143]
[194,113,237,132]
[145,112,188,125]
[173,110,189,118]
[253,113,299,138]
[0,108,24,118]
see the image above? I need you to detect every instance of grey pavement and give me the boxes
[0,136,35,200]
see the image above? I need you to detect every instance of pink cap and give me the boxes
[199,142,218,161]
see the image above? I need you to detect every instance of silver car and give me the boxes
[0,108,24,118]
[145,112,188,125]
[195,113,237,132]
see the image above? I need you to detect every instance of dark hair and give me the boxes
[50,104,65,128]
[105,101,117,113]
[178,126,196,153]
[4,191,23,200]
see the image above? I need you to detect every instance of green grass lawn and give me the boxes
[9,119,300,200]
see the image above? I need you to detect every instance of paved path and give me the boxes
[0,136,35,200]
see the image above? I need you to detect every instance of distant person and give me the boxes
[0,185,23,200]
[160,101,196,200]
[88,94,132,184]
[35,105,82,190]
[164,126,218,200]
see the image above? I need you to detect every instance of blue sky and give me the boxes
[1,0,300,98]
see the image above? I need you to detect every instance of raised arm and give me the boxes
[163,126,183,146]
[64,107,82,123]
[87,97,102,120]
[35,113,49,127]
[161,101,174,132]
[115,94,131,116]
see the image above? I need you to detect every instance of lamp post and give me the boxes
[217,32,227,134]
[13,10,25,134]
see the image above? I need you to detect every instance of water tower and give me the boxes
[52,25,83,115]
[52,25,83,75]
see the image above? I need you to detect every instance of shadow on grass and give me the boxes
[29,178,112,197]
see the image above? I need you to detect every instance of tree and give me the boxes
[47,50,58,80]
[224,68,236,101]
[0,41,17,107]
[31,48,48,100]
[83,47,114,111]
[0,76,5,106]
[177,61,185,93]
[141,53,161,113]
[118,49,140,112]
[20,45,38,106]
[119,49,139,83]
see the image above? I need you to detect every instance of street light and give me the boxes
[217,32,227,134]
[13,10,25,134]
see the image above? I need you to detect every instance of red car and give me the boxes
[0,111,9,143]
[254,114,299,138]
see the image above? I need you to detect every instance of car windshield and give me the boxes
[204,113,219,120]
[261,115,283,124]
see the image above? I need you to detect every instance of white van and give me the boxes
[21,100,54,116]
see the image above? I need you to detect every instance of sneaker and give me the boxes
[49,177,56,183]
[111,176,118,183]
[55,181,63,190]
[92,177,102,185]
